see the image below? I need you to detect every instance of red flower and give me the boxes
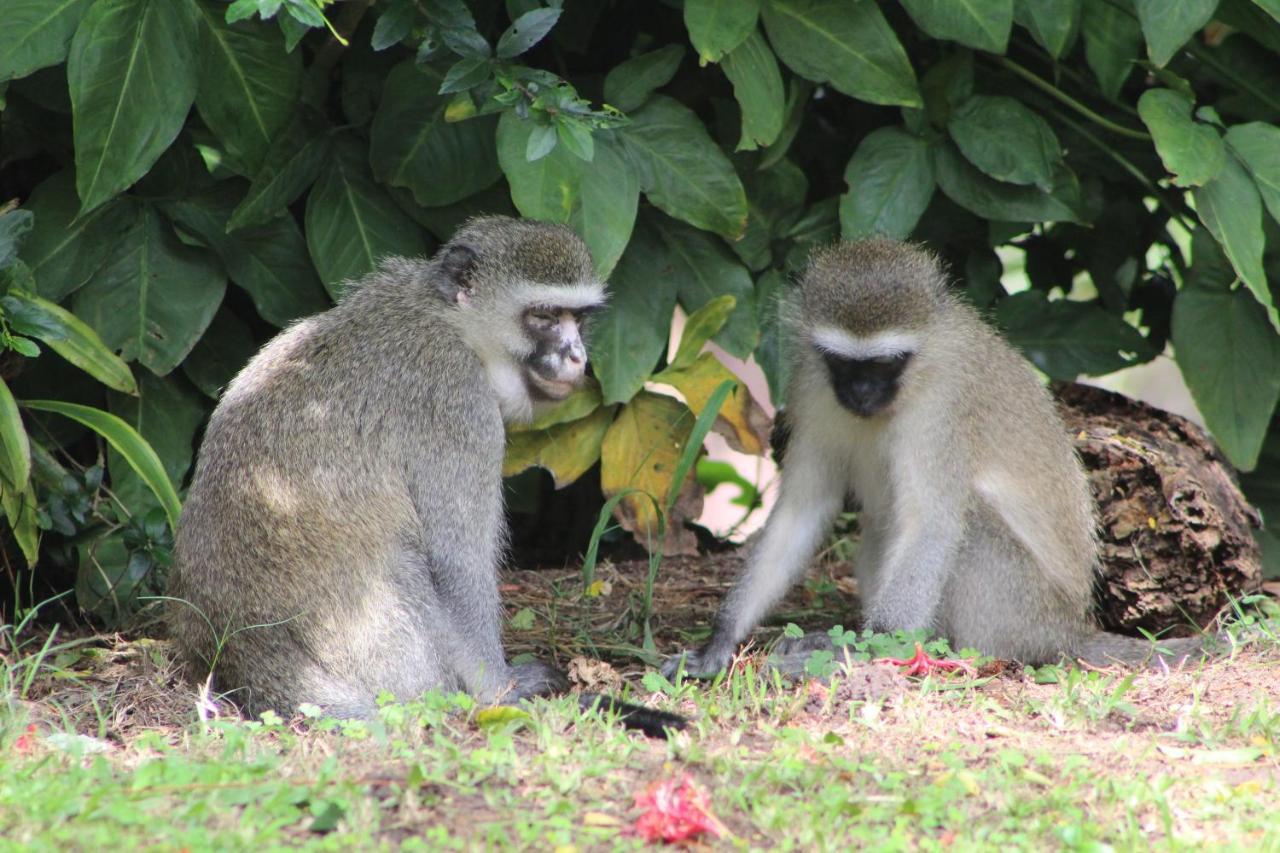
[632,773,728,843]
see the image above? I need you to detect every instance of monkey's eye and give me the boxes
[526,309,559,326]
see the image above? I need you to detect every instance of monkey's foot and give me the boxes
[879,643,976,677]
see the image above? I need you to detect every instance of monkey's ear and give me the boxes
[437,244,478,304]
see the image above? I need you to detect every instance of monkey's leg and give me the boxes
[663,448,844,679]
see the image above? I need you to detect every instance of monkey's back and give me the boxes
[168,261,506,715]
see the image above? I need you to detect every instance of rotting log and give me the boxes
[1054,382,1262,636]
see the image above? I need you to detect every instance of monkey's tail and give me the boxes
[578,693,688,738]
[1073,631,1209,668]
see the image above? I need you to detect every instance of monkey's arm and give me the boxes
[663,446,845,679]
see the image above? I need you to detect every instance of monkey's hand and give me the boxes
[510,660,570,700]
[660,641,736,681]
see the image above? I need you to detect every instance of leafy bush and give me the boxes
[2,0,1280,619]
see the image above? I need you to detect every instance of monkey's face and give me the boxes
[521,306,597,400]
[821,352,912,418]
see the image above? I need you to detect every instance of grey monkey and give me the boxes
[168,216,682,735]
[665,239,1205,678]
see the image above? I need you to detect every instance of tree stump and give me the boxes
[1054,382,1262,636]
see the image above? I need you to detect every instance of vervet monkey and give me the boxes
[168,217,683,736]
[665,239,1204,678]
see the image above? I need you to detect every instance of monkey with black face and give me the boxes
[665,239,1204,679]
[168,217,682,736]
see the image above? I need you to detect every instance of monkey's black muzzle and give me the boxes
[823,352,910,418]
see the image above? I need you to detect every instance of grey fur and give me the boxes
[168,217,600,718]
[664,239,1204,679]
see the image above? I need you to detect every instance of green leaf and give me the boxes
[1137,89,1225,187]
[226,121,330,231]
[722,28,785,151]
[754,268,790,403]
[933,143,1084,225]
[496,7,561,59]
[1225,122,1280,226]
[761,0,920,107]
[684,0,760,63]
[1135,0,1218,67]
[649,214,757,358]
[590,220,677,405]
[1173,285,1280,472]
[498,114,638,278]
[669,295,737,370]
[840,127,935,240]
[305,135,428,298]
[603,44,685,112]
[3,292,137,393]
[370,62,502,208]
[0,0,94,82]
[622,95,748,240]
[163,184,329,327]
[69,0,199,213]
[1193,156,1275,331]
[193,0,302,173]
[900,0,1013,52]
[107,372,206,515]
[21,399,182,530]
[734,158,808,270]
[949,96,1062,190]
[71,206,226,376]
[997,290,1157,379]
[182,307,257,398]
[1013,0,1081,59]
[1257,0,1280,23]
[0,473,39,566]
[1081,0,1141,100]
[0,380,31,490]
[18,171,137,302]
[0,210,33,271]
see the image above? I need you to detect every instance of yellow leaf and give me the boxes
[582,812,622,827]
[656,352,767,455]
[507,381,603,434]
[476,706,531,730]
[503,405,614,487]
[600,391,695,539]
[444,93,477,122]
[586,579,607,598]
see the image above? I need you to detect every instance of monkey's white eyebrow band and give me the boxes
[810,326,918,359]
[518,281,608,310]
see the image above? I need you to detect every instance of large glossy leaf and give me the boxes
[305,135,428,298]
[721,28,785,151]
[502,404,614,487]
[684,0,759,63]
[599,390,696,542]
[0,210,33,271]
[1137,89,1225,187]
[761,0,920,107]
[900,0,1013,52]
[193,0,301,173]
[949,96,1062,190]
[1013,0,1080,59]
[934,143,1084,225]
[602,45,685,112]
[1135,0,1218,67]
[497,114,638,278]
[753,268,790,404]
[68,0,199,213]
[656,352,766,455]
[1226,121,1280,225]
[734,158,808,270]
[227,120,330,231]
[163,184,329,327]
[106,372,206,514]
[997,290,1157,379]
[18,171,138,302]
[182,307,257,398]
[1193,155,1275,331]
[622,96,748,240]
[370,61,502,208]
[1081,0,1141,100]
[841,127,935,239]
[650,214,757,358]
[71,207,225,376]
[0,0,93,81]
[21,399,182,530]
[0,380,31,490]
[1173,276,1280,472]
[3,291,137,393]
[591,220,678,405]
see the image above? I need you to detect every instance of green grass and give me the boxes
[5,617,1280,850]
